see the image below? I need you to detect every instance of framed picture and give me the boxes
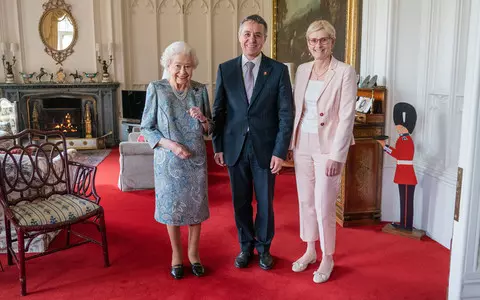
[271,0,362,72]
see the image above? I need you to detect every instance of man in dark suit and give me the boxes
[212,14,294,270]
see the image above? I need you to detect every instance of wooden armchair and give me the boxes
[0,130,109,296]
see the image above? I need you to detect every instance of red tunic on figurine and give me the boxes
[384,133,417,185]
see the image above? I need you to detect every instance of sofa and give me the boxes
[118,132,154,191]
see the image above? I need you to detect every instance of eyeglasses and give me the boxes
[308,37,331,46]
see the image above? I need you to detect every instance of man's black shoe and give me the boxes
[234,251,254,268]
[259,252,274,270]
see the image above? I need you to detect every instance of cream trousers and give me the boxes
[293,131,341,256]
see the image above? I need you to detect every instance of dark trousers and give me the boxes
[398,184,415,230]
[227,134,276,254]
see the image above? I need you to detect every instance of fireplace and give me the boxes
[28,96,96,138]
[0,82,119,147]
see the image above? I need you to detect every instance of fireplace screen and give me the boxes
[28,97,96,138]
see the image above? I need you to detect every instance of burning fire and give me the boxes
[54,113,78,133]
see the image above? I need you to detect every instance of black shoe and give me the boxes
[191,262,205,277]
[391,222,412,231]
[234,251,254,268]
[259,252,274,270]
[170,264,184,279]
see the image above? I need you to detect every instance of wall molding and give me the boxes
[132,83,149,89]
[447,0,466,170]
[382,161,457,186]
[157,0,182,14]
[0,0,6,44]
[121,0,262,92]
[239,0,260,14]
[462,273,480,299]
[416,0,463,175]
[213,0,235,15]
[131,0,156,12]
[415,0,433,164]
[185,0,209,15]
[414,161,457,186]
[384,0,397,140]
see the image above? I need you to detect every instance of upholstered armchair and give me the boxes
[0,130,109,296]
[0,148,77,254]
[118,132,154,191]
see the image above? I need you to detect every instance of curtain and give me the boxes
[41,9,66,49]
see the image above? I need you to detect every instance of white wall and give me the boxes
[0,0,271,139]
[361,0,471,248]
[119,0,270,96]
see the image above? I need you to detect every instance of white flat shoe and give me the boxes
[292,256,317,272]
[313,261,334,283]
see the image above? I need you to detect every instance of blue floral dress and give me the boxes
[140,79,212,225]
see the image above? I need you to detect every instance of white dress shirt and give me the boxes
[300,80,324,133]
[242,53,262,85]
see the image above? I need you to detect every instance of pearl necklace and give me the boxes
[172,86,190,101]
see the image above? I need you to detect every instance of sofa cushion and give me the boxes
[11,194,100,227]
[119,141,154,156]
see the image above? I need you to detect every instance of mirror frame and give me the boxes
[38,0,78,65]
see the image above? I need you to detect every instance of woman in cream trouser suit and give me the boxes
[290,20,357,283]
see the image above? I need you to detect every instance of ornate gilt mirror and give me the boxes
[39,0,78,65]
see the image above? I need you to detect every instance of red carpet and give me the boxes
[0,146,449,300]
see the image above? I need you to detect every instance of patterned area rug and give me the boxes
[71,149,112,166]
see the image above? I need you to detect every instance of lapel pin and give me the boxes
[264,71,268,76]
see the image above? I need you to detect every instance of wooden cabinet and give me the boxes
[335,124,384,226]
[336,87,386,226]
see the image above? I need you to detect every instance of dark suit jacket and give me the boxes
[212,54,294,169]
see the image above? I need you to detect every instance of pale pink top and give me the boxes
[300,80,324,133]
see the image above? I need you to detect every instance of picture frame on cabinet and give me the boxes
[355,96,373,113]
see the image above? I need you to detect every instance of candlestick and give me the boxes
[108,42,114,56]
[10,43,17,54]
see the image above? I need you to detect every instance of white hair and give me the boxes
[160,41,199,79]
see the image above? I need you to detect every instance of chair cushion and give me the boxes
[11,194,101,227]
[0,129,13,149]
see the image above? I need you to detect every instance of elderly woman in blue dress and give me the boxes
[141,41,212,279]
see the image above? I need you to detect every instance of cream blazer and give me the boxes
[290,57,357,163]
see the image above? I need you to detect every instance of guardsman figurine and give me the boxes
[376,102,417,231]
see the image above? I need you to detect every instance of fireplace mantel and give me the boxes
[0,83,120,145]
